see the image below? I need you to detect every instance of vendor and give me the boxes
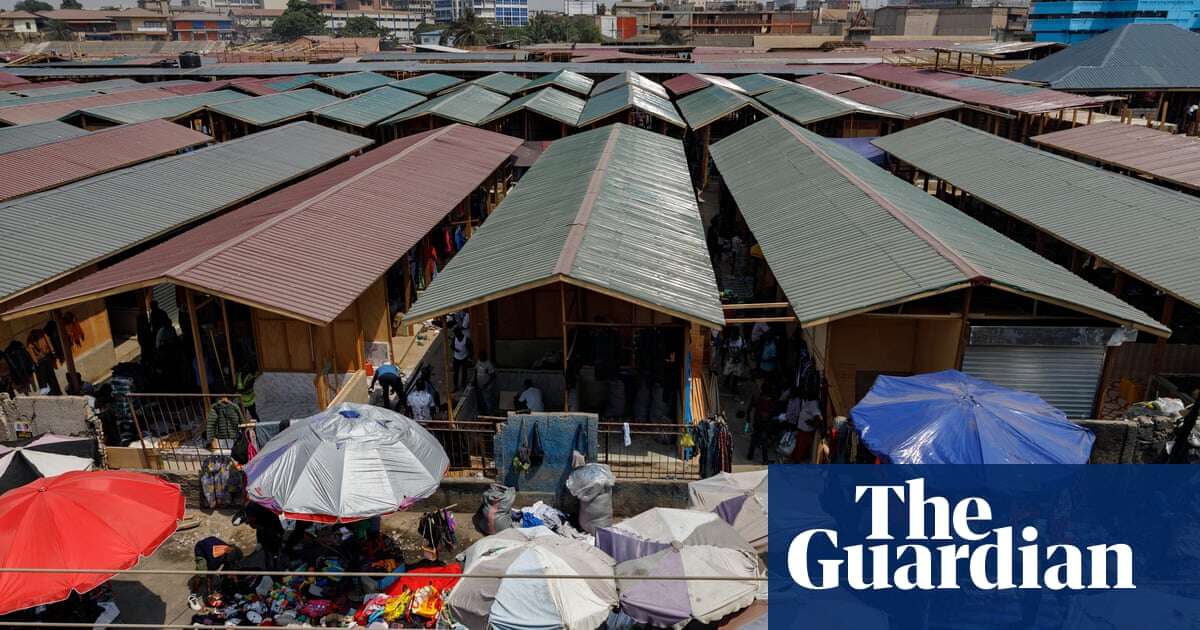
[371,362,403,411]
[516,379,544,413]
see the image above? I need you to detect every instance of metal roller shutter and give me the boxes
[962,344,1106,419]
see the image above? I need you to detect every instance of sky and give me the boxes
[7,0,571,8]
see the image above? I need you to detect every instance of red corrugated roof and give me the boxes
[13,124,521,324]
[0,72,30,88]
[663,74,710,97]
[0,87,172,125]
[161,79,236,95]
[851,64,1109,114]
[0,119,210,202]
[1032,122,1200,192]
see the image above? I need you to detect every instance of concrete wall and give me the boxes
[872,6,1022,36]
[493,413,598,494]
[0,394,95,441]
[1077,416,1176,464]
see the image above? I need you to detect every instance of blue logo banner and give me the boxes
[767,465,1200,629]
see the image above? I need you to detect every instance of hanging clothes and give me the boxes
[418,508,458,553]
[453,225,466,251]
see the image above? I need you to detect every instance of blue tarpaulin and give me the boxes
[829,136,885,166]
[850,370,1095,464]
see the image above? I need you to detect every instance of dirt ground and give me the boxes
[112,508,488,626]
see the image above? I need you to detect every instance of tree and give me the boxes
[45,19,72,39]
[59,0,82,9]
[657,23,688,44]
[341,15,384,37]
[413,21,441,41]
[447,8,494,46]
[12,0,52,11]
[271,0,326,41]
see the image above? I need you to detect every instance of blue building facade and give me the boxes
[1029,0,1200,43]
[432,0,528,26]
[494,0,529,26]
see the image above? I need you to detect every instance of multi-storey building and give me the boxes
[433,0,527,25]
[1028,0,1200,43]
[325,9,427,39]
[171,12,235,39]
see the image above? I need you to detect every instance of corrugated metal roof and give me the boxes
[676,84,769,130]
[756,83,902,125]
[852,64,1110,114]
[313,71,398,96]
[0,119,209,202]
[873,118,1200,312]
[663,73,711,97]
[1032,122,1200,193]
[404,123,724,328]
[158,79,237,95]
[0,122,371,305]
[578,83,685,128]
[381,84,508,126]
[590,71,669,100]
[796,73,961,119]
[71,89,247,124]
[710,116,1166,334]
[208,88,340,127]
[361,51,527,62]
[0,72,29,88]
[262,74,318,91]
[7,124,519,324]
[390,72,464,96]
[517,69,594,96]
[11,78,141,96]
[728,73,792,96]
[0,121,89,156]
[313,85,425,128]
[1010,24,1200,89]
[469,72,530,95]
[0,87,172,125]
[479,87,584,127]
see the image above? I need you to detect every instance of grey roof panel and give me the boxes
[873,118,1200,312]
[390,72,464,95]
[590,70,669,99]
[313,71,398,96]
[677,85,770,130]
[728,73,792,96]
[469,72,530,96]
[578,83,685,128]
[313,85,425,127]
[479,87,584,126]
[517,69,594,96]
[1010,24,1200,89]
[0,121,371,303]
[405,123,724,328]
[0,120,89,155]
[208,88,340,126]
[72,89,247,124]
[756,83,901,125]
[711,116,1166,334]
[381,84,508,126]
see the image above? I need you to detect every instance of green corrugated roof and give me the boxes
[479,87,584,127]
[0,122,372,304]
[517,69,594,96]
[404,123,724,328]
[314,71,398,96]
[873,118,1200,312]
[710,116,1167,334]
[590,71,669,99]
[390,72,464,96]
[71,90,247,124]
[728,73,792,96]
[313,85,425,128]
[381,84,508,126]
[578,83,685,128]
[264,74,318,91]
[0,121,88,155]
[756,83,902,125]
[470,72,530,95]
[676,85,770,130]
[208,88,340,127]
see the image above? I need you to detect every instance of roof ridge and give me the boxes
[164,125,456,281]
[1099,23,1130,69]
[554,125,621,276]
[777,117,988,284]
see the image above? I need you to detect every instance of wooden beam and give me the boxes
[52,309,79,395]
[560,282,569,413]
[721,302,790,310]
[723,316,797,324]
[954,287,973,369]
[185,288,210,398]
[219,297,237,390]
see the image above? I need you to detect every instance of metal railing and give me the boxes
[422,419,498,478]
[598,421,700,480]
[126,393,247,472]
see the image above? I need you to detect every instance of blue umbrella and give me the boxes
[850,370,1095,464]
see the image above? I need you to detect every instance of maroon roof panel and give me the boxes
[663,74,710,97]
[160,79,236,95]
[0,87,173,125]
[851,64,1109,114]
[0,119,210,201]
[16,124,522,324]
[1032,122,1200,192]
[0,72,30,88]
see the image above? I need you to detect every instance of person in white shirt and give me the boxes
[407,384,434,422]
[516,379,544,413]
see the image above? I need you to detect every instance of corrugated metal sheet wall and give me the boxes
[962,344,1106,419]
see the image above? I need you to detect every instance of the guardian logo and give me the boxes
[787,479,1135,591]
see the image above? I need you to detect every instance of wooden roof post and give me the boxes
[52,309,79,395]
[560,281,569,413]
[185,287,210,399]
[219,297,238,390]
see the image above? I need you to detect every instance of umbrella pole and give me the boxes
[443,319,454,422]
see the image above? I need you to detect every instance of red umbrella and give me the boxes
[0,470,184,615]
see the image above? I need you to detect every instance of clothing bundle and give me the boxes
[417,509,457,553]
[690,417,733,478]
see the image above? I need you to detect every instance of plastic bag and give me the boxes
[473,483,515,535]
[778,430,797,457]
[513,418,531,472]
[566,464,615,533]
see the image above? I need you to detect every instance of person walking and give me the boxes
[451,327,473,392]
[474,352,497,415]
[370,362,403,411]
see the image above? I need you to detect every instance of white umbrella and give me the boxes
[447,528,618,630]
[597,507,756,563]
[0,434,94,495]
[616,544,760,628]
[244,403,448,522]
[688,470,768,553]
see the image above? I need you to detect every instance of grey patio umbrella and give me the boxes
[596,507,756,563]
[616,544,760,628]
[687,470,769,553]
[244,403,448,523]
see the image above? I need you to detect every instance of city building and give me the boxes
[564,0,598,15]
[0,11,39,37]
[35,10,118,40]
[871,5,1028,38]
[108,8,171,40]
[325,9,427,40]
[434,0,527,25]
[228,7,283,39]
[171,12,235,40]
[1028,0,1200,43]
[639,9,813,39]
[183,0,263,10]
